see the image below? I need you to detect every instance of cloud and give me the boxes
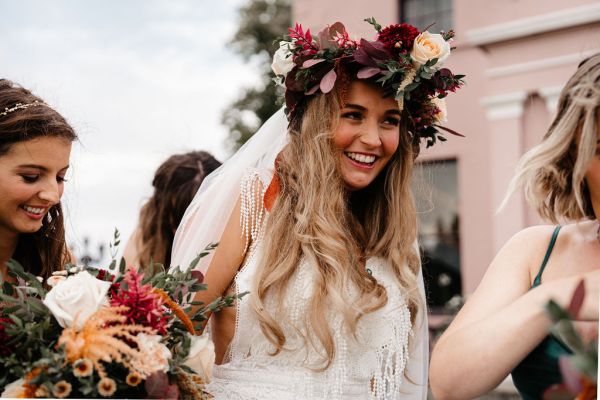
[1,0,262,264]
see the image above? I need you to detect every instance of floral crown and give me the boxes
[271,18,465,147]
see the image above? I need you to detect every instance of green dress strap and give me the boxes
[532,226,562,287]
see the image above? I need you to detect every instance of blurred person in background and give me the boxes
[430,54,600,400]
[0,79,77,284]
[123,150,221,269]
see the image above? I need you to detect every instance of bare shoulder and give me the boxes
[501,225,557,255]
[495,224,559,279]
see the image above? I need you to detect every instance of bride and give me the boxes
[171,19,464,399]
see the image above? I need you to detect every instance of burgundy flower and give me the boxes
[377,23,420,53]
[0,317,13,356]
[110,268,171,335]
[96,269,116,282]
[431,68,463,95]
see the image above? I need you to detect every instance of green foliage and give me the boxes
[364,17,382,33]
[221,0,291,151]
[0,237,245,397]
[545,299,598,381]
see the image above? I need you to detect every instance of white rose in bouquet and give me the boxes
[271,41,295,77]
[183,332,215,382]
[42,271,111,330]
[410,32,451,68]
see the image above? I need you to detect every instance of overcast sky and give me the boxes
[0,0,259,264]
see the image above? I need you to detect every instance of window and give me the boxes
[413,159,461,311]
[401,0,453,33]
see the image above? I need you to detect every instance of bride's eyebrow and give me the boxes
[343,103,367,111]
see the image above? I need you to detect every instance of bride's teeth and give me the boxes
[23,206,44,214]
[347,152,375,164]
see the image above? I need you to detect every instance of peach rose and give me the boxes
[410,32,450,68]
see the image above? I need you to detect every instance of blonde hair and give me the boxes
[504,53,600,222]
[250,80,422,370]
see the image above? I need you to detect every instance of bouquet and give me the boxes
[544,280,598,400]
[0,232,241,399]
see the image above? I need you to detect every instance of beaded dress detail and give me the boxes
[206,169,417,400]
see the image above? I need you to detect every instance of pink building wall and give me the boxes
[293,0,600,294]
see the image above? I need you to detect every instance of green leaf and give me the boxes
[363,17,382,33]
[404,82,420,92]
[8,314,23,329]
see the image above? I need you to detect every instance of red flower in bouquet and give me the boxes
[110,269,171,335]
[377,23,420,53]
[0,317,13,356]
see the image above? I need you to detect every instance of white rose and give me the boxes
[1,379,25,398]
[134,333,171,374]
[432,97,448,123]
[410,32,451,68]
[43,271,111,330]
[271,41,294,77]
[183,332,215,382]
[46,275,66,287]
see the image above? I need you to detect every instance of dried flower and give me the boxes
[126,371,142,386]
[97,377,116,397]
[73,358,94,377]
[110,268,170,334]
[153,288,195,334]
[58,306,158,379]
[52,380,72,398]
[130,333,171,374]
[34,386,49,397]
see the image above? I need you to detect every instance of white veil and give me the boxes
[170,107,289,273]
[170,107,429,398]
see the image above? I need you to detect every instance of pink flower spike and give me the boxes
[357,67,381,79]
[303,59,325,68]
[320,68,337,93]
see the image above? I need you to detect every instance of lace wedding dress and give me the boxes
[204,170,427,400]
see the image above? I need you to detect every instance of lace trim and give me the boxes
[239,170,268,252]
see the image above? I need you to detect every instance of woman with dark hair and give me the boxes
[0,79,77,284]
[124,150,221,269]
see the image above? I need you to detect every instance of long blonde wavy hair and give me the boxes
[249,79,422,370]
[503,53,600,222]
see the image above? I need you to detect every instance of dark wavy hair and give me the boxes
[0,79,77,281]
[137,151,221,268]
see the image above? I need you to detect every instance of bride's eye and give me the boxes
[382,117,400,127]
[341,111,362,121]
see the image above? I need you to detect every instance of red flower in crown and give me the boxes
[377,23,420,53]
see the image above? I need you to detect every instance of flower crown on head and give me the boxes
[271,18,465,148]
